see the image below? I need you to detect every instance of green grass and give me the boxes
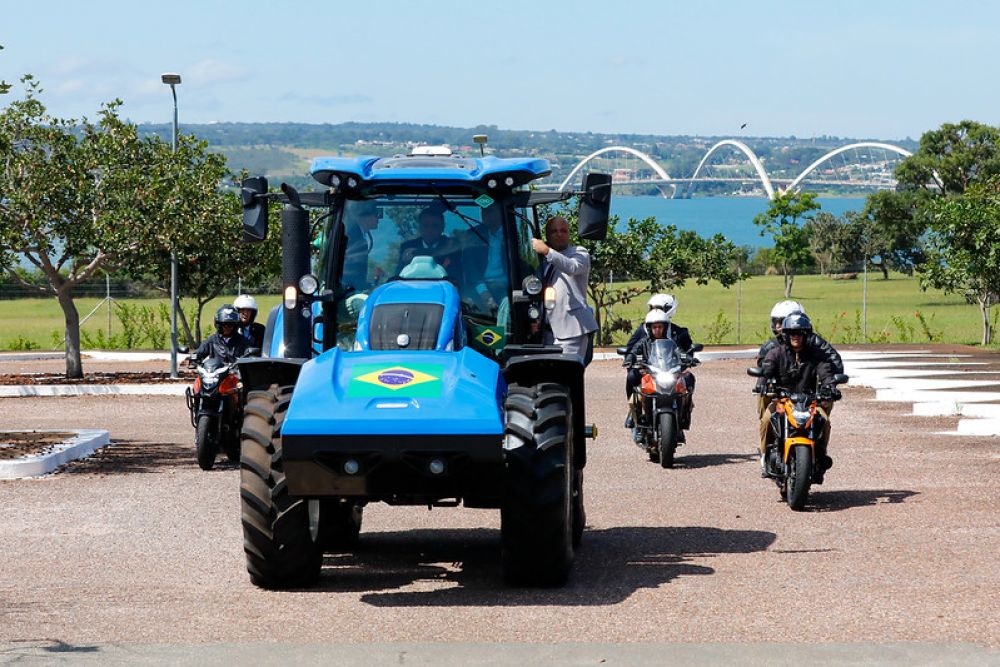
[602,272,987,347]
[0,295,281,351]
[0,274,991,350]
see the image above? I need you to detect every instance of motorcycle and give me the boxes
[618,339,702,468]
[747,367,848,510]
[185,357,244,470]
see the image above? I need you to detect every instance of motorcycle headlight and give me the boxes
[791,409,811,426]
[654,371,676,391]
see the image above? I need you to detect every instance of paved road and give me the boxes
[1,354,998,663]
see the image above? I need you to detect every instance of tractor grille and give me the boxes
[369,303,443,350]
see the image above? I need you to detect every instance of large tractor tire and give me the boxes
[195,415,216,471]
[501,382,574,586]
[785,444,813,511]
[317,499,363,551]
[239,384,322,589]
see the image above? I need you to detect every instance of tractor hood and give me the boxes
[282,347,505,437]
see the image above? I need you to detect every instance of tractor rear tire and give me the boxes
[501,382,574,586]
[239,384,322,589]
[195,415,215,471]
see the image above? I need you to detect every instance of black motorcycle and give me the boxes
[619,339,702,468]
[185,357,243,470]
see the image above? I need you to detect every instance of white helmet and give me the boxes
[770,300,804,334]
[644,309,671,333]
[647,293,677,320]
[234,294,258,313]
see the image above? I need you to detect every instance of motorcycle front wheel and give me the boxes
[195,414,217,471]
[658,413,677,469]
[785,444,812,511]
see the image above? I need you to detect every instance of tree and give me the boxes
[753,190,820,297]
[859,190,929,277]
[804,211,842,275]
[577,215,740,345]
[0,77,248,376]
[896,120,1000,195]
[920,180,1000,345]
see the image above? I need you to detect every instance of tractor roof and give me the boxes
[310,154,551,190]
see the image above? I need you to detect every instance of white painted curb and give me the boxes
[0,429,109,479]
[82,351,171,361]
[0,384,187,397]
[593,348,758,362]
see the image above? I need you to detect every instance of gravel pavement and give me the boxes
[1,352,998,662]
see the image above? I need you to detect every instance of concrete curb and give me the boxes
[0,429,110,479]
[0,384,187,397]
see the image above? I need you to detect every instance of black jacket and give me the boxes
[761,341,835,394]
[396,235,462,278]
[238,322,266,350]
[194,333,249,366]
[757,332,843,372]
[625,322,694,362]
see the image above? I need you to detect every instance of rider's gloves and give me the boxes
[819,384,842,401]
[623,354,637,367]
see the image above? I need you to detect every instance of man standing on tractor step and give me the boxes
[531,215,598,366]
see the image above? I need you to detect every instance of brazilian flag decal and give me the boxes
[348,363,443,398]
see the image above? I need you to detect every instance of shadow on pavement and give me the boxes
[673,452,757,469]
[810,488,919,512]
[60,439,206,475]
[303,525,775,606]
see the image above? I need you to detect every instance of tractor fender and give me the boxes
[503,353,587,469]
[237,357,305,395]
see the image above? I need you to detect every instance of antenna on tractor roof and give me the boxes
[473,134,488,157]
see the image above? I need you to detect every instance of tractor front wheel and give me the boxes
[239,384,322,589]
[501,382,574,586]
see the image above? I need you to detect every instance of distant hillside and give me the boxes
[135,121,919,193]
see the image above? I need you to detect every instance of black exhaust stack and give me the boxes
[281,204,312,359]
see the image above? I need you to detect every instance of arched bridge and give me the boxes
[556,141,913,200]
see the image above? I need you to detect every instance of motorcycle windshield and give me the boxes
[647,338,681,371]
[202,358,224,373]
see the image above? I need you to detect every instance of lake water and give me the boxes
[610,196,867,248]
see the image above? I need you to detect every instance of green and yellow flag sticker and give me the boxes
[348,363,443,398]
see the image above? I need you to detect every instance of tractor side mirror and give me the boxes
[578,172,611,241]
[241,176,270,242]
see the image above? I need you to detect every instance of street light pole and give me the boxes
[162,73,181,378]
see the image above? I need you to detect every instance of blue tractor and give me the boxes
[237,143,610,588]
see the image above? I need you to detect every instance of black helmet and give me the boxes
[214,304,240,333]
[781,312,813,338]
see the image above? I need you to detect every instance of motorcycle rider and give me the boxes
[193,305,249,366]
[624,308,696,440]
[233,294,265,351]
[760,312,841,483]
[623,294,696,430]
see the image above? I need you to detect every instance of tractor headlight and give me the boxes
[329,175,341,187]
[654,371,676,391]
[346,177,358,189]
[522,275,543,296]
[528,306,540,319]
[504,176,515,187]
[487,178,498,189]
[298,273,319,295]
[544,286,556,310]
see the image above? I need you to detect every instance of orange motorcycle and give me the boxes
[747,368,848,510]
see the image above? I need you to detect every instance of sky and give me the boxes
[2,0,998,140]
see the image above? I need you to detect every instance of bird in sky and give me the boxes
[740,123,748,130]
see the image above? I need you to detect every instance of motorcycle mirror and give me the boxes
[615,346,628,356]
[832,373,849,385]
[690,343,704,353]
[245,347,261,357]
[747,367,764,377]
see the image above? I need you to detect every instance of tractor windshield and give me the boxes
[319,194,526,355]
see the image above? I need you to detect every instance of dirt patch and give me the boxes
[0,371,190,385]
[0,431,75,459]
